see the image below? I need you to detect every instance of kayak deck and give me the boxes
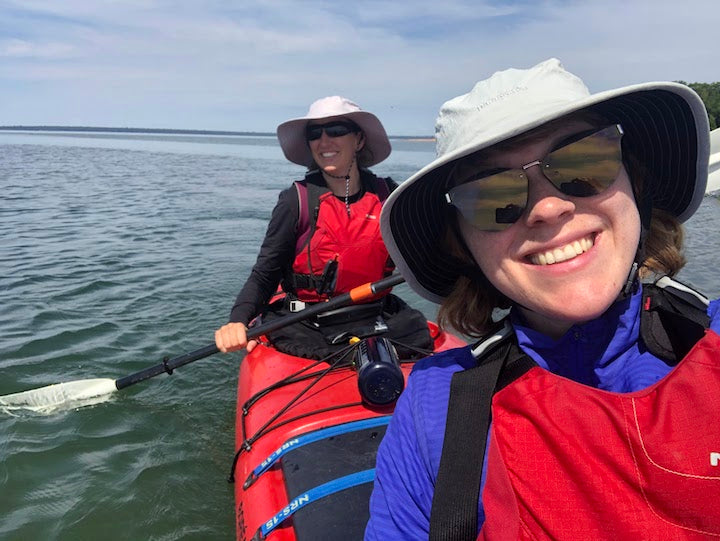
[233,322,464,540]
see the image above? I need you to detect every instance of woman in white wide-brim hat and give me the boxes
[366,59,720,540]
[215,96,431,359]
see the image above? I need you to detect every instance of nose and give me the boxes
[521,167,576,227]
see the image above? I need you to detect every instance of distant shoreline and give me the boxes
[0,125,433,141]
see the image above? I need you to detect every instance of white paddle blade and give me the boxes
[0,378,118,414]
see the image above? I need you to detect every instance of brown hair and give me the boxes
[437,227,511,337]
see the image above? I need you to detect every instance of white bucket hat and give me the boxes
[277,96,391,167]
[381,58,710,303]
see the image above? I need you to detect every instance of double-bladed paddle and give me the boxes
[0,274,405,413]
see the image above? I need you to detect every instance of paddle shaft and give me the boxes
[114,274,405,390]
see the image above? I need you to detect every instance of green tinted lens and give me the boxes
[542,125,623,197]
[447,170,528,231]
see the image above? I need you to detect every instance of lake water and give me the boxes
[1,130,719,540]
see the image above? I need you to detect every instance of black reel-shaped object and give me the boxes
[354,336,404,406]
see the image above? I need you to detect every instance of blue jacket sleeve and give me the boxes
[708,298,720,334]
[365,372,435,540]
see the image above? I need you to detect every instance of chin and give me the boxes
[549,293,619,323]
[519,283,622,329]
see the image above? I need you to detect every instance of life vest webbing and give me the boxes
[429,331,535,541]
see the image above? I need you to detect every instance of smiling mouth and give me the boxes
[529,235,595,265]
[321,152,338,158]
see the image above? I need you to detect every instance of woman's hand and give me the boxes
[214,322,259,353]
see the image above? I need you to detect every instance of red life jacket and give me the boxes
[288,176,391,303]
[479,328,720,540]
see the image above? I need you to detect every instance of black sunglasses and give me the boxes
[305,121,359,141]
[445,124,625,231]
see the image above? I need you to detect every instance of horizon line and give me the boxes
[0,125,434,140]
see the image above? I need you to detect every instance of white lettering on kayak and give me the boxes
[711,452,720,467]
[265,493,311,529]
[261,438,300,469]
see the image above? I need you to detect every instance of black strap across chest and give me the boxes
[429,322,535,541]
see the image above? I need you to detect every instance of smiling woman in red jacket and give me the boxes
[215,96,431,360]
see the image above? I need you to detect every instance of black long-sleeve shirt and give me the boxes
[229,170,397,324]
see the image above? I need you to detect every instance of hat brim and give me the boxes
[277,111,391,167]
[381,82,711,304]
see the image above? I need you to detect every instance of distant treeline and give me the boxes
[682,82,720,130]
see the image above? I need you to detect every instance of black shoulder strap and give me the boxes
[429,321,535,541]
[360,170,391,203]
[374,175,390,202]
[640,276,710,363]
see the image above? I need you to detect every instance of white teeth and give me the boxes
[321,152,337,158]
[530,236,594,265]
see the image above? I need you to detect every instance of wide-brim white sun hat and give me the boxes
[277,96,391,167]
[381,58,710,304]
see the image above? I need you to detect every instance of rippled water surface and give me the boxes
[0,132,439,540]
[1,131,719,540]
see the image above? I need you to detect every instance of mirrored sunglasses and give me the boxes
[445,124,625,231]
[305,121,359,141]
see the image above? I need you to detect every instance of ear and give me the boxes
[356,132,366,151]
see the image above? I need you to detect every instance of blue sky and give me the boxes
[1,0,717,135]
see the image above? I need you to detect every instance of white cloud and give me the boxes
[0,38,78,58]
[0,0,718,134]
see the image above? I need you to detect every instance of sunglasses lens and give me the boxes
[306,122,355,141]
[448,170,528,231]
[447,125,624,231]
[306,126,323,141]
[543,125,624,197]
[324,124,353,138]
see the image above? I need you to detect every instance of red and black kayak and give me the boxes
[231,321,464,541]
